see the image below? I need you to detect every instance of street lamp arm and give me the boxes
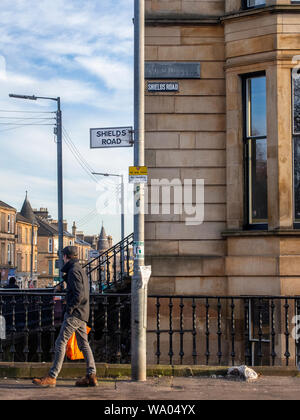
[92,172,122,178]
[9,94,37,101]
[9,94,59,102]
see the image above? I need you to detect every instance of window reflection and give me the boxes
[249,77,267,137]
[245,75,268,225]
[250,139,268,222]
[247,0,265,7]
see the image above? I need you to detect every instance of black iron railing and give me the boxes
[148,295,300,367]
[84,233,134,292]
[2,292,300,367]
[0,291,131,364]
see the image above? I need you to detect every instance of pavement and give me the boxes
[0,376,300,400]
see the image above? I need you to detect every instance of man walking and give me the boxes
[33,246,97,388]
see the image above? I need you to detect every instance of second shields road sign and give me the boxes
[90,126,133,149]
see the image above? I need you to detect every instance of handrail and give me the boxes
[83,232,134,270]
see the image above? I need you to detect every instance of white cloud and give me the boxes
[0,0,134,240]
[75,56,133,91]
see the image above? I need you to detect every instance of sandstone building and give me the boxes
[15,194,39,288]
[145,0,300,364]
[0,201,16,284]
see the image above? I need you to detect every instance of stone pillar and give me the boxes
[226,72,244,230]
[266,65,293,230]
[225,0,241,14]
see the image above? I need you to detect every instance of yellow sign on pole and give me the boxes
[129,166,148,183]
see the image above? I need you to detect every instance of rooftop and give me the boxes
[0,201,16,211]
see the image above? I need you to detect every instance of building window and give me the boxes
[243,0,265,8]
[11,215,14,234]
[7,215,11,233]
[10,244,14,266]
[7,244,11,265]
[49,238,53,253]
[7,215,14,234]
[243,74,268,227]
[17,253,22,272]
[49,260,53,276]
[17,226,22,243]
[1,213,6,233]
[7,243,14,266]
[1,243,5,264]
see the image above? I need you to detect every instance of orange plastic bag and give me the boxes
[66,327,91,361]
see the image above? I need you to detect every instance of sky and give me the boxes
[0,0,134,242]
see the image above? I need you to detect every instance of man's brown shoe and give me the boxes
[32,376,56,388]
[75,374,98,387]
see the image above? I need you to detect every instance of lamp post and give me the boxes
[92,172,125,243]
[9,94,64,277]
[132,0,147,382]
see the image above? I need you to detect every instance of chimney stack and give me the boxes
[72,221,77,238]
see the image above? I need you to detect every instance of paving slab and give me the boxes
[0,376,300,400]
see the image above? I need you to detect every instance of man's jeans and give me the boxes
[49,314,96,379]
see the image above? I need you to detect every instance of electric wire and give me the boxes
[0,122,55,125]
[63,127,115,186]
[0,110,55,113]
[77,210,99,227]
[77,208,99,224]
[62,127,116,187]
[0,119,56,133]
[0,116,56,120]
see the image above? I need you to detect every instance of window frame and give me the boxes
[48,238,53,253]
[7,243,11,265]
[242,0,266,10]
[242,71,268,230]
[48,260,53,276]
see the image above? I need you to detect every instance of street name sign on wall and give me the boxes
[129,166,148,184]
[145,62,201,79]
[147,82,179,92]
[90,127,133,149]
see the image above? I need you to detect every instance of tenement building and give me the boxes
[0,201,16,284]
[15,194,39,288]
[145,0,300,365]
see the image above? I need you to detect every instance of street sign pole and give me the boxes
[56,97,64,278]
[132,0,147,382]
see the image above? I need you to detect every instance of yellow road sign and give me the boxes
[129,166,148,176]
[129,166,148,183]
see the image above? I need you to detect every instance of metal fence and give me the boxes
[0,291,131,364]
[1,292,300,367]
[147,295,300,367]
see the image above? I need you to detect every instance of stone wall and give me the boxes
[145,19,227,296]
